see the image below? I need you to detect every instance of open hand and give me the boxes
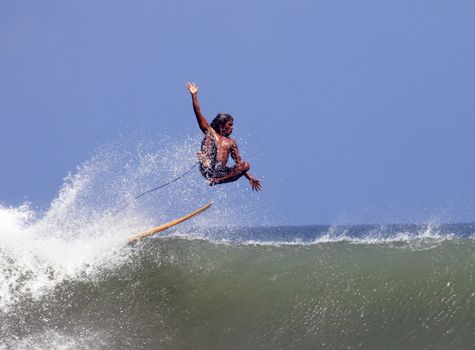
[185,82,199,94]
[248,177,262,191]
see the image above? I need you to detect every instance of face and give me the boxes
[221,120,234,136]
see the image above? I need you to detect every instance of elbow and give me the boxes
[237,161,250,172]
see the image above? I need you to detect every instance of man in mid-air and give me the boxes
[186,82,262,191]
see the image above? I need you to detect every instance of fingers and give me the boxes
[185,82,199,94]
[251,181,262,191]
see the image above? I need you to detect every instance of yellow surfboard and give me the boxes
[128,202,213,243]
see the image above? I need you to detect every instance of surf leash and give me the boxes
[134,162,199,199]
[115,162,199,215]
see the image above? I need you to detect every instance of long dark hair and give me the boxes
[210,113,233,134]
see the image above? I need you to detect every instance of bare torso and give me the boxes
[202,131,236,167]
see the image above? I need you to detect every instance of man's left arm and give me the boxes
[230,140,243,164]
[231,141,262,191]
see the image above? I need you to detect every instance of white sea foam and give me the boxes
[0,190,135,313]
[0,329,109,350]
[165,222,458,249]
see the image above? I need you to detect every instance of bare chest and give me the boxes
[216,137,233,150]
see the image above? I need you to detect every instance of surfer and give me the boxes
[186,82,262,191]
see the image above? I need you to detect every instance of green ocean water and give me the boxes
[3,232,475,350]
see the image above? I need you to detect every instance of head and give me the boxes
[210,113,234,136]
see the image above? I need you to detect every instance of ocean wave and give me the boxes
[2,137,475,349]
[3,237,475,349]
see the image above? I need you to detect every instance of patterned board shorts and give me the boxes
[199,163,232,180]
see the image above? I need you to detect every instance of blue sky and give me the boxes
[1,1,475,224]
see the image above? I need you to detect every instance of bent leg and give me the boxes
[210,162,250,185]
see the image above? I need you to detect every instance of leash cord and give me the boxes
[115,162,199,215]
[134,162,199,200]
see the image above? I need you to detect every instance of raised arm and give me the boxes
[186,82,211,134]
